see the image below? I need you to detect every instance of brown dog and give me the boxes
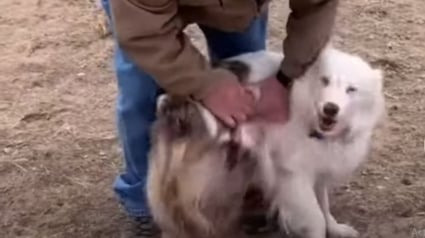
[146,95,257,238]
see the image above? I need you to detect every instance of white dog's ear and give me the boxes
[370,68,387,128]
[371,68,384,92]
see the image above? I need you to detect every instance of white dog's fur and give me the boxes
[157,46,384,238]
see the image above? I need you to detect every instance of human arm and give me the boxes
[109,0,235,97]
[279,0,339,81]
[109,0,255,126]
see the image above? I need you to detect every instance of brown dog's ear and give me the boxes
[156,94,169,116]
[155,95,207,138]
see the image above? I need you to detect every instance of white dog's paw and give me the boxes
[327,223,359,238]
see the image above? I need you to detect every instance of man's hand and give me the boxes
[249,77,290,123]
[200,79,256,128]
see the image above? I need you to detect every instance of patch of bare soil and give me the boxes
[0,0,424,237]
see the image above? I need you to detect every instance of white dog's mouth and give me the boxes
[318,116,337,132]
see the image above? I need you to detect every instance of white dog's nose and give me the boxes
[323,102,339,117]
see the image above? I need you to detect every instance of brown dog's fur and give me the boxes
[146,96,257,238]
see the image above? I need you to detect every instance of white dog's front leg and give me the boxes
[316,183,359,238]
[276,176,326,238]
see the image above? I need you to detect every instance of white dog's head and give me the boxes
[291,47,385,138]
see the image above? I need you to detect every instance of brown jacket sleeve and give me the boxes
[281,0,339,79]
[109,0,237,98]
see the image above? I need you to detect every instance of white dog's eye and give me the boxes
[346,86,357,94]
[321,77,330,86]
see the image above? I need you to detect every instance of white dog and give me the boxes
[236,46,385,238]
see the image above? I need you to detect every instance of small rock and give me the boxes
[31,81,43,88]
[376,185,385,190]
[77,72,85,77]
[3,147,12,154]
[356,206,368,215]
[401,178,412,186]
[341,185,350,191]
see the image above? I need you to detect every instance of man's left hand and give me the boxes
[248,77,290,123]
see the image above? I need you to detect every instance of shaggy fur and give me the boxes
[238,46,386,238]
[146,95,258,238]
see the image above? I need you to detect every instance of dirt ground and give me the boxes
[0,0,424,237]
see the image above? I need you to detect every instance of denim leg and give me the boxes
[101,0,162,217]
[199,11,268,61]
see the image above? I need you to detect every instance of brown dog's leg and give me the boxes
[241,186,278,234]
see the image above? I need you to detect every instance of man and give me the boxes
[100,0,338,237]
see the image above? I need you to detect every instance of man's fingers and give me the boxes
[240,112,248,122]
[242,104,254,117]
[244,86,261,102]
[238,92,255,117]
[233,112,247,124]
[222,115,236,128]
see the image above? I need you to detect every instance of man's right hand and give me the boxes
[200,79,255,128]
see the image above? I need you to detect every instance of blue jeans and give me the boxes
[101,0,268,217]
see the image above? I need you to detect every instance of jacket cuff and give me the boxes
[276,69,293,89]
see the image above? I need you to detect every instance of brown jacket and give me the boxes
[110,0,338,98]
